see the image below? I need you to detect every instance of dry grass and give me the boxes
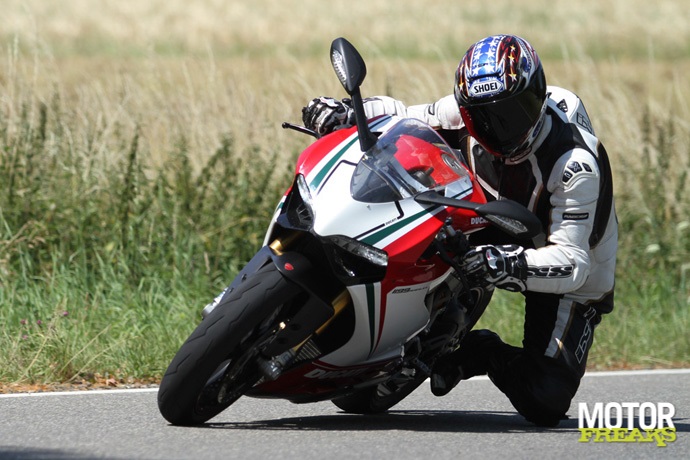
[4,0,689,58]
[3,0,689,173]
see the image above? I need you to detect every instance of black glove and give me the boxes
[461,244,528,292]
[302,97,353,136]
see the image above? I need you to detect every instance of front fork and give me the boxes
[204,233,353,382]
[256,290,350,381]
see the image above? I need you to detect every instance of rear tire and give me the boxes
[157,262,301,425]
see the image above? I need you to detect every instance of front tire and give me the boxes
[157,262,301,425]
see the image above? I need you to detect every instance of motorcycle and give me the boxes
[157,37,541,426]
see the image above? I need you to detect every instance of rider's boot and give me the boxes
[430,329,503,396]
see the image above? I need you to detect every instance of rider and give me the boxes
[302,34,617,427]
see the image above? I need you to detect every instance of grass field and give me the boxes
[1,0,688,386]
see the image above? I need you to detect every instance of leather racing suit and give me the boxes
[360,87,618,426]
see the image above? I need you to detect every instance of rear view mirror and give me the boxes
[329,37,378,152]
[414,191,542,239]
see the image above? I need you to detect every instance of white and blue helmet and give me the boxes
[455,35,547,159]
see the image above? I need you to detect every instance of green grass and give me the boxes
[0,84,292,383]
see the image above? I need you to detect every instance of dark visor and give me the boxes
[460,86,545,157]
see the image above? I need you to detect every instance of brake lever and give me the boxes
[282,122,318,138]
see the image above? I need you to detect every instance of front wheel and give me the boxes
[157,262,302,425]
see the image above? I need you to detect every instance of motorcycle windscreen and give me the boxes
[351,119,473,203]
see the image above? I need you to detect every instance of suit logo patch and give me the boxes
[563,212,590,221]
[567,161,583,173]
[557,99,568,113]
[527,265,574,278]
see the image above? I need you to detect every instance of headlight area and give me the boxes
[275,174,387,285]
[323,234,388,285]
[276,174,315,232]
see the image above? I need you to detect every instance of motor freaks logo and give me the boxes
[578,401,676,447]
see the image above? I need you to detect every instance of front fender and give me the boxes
[260,250,337,356]
[204,245,342,357]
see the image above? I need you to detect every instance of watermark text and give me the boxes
[578,402,676,447]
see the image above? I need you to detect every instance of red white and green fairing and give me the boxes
[258,115,489,395]
[158,38,543,424]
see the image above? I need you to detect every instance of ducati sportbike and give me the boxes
[158,38,540,426]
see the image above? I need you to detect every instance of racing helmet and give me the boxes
[454,35,547,159]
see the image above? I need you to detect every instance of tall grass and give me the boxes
[1,0,689,385]
[0,47,294,383]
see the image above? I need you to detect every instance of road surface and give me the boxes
[1,369,688,459]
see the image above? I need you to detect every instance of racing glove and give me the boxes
[302,97,353,136]
[461,244,528,292]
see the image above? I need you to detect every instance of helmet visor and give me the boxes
[460,86,545,157]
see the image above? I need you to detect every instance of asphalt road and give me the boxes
[1,369,688,459]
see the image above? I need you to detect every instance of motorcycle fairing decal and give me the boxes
[353,200,404,241]
[294,127,354,179]
[360,182,474,248]
[310,136,359,192]
[310,157,412,240]
[317,282,390,366]
[380,279,433,349]
[307,116,394,192]
[361,206,436,247]
[367,280,430,359]
[315,280,420,367]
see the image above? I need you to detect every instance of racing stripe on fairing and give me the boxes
[359,184,474,246]
[310,136,359,191]
[308,117,392,191]
[361,208,434,246]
